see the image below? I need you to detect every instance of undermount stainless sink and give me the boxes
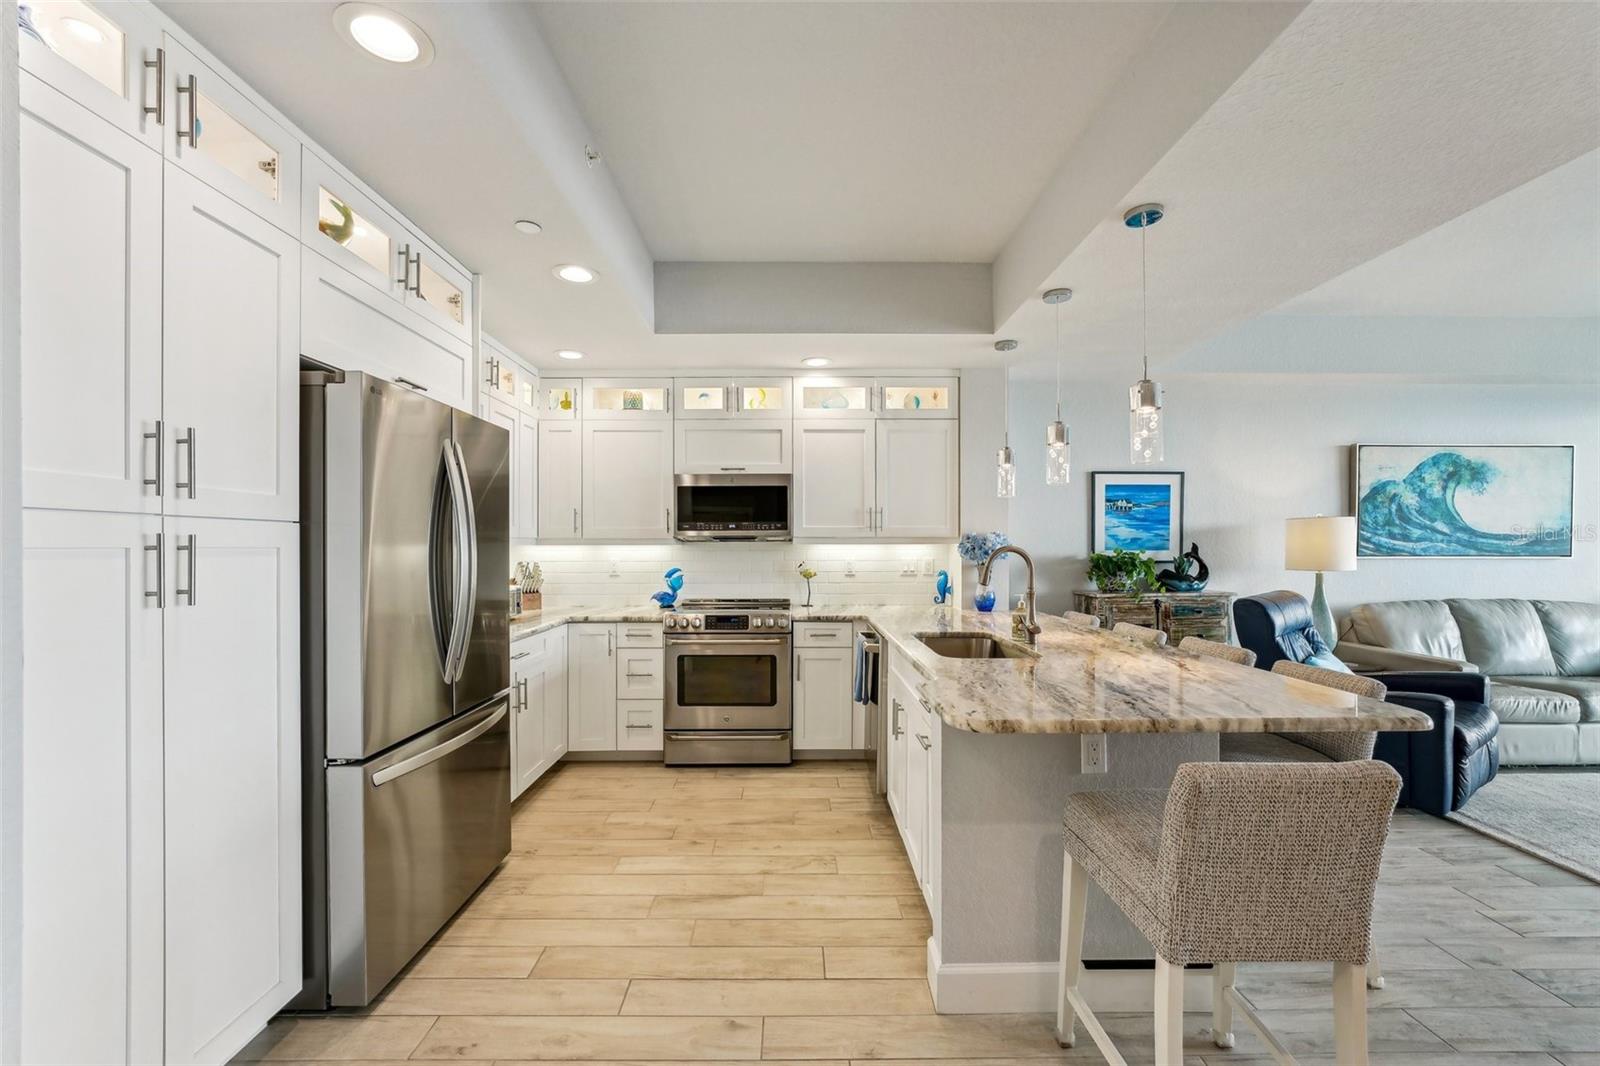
[917,633,1039,660]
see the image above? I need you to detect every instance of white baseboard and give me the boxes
[927,937,1214,1014]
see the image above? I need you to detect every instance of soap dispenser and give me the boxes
[1011,596,1028,641]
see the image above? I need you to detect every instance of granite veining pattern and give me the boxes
[511,604,1433,737]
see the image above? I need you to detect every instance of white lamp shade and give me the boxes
[1285,515,1357,572]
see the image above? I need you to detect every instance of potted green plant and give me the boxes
[1087,549,1161,597]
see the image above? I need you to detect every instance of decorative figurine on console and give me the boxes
[1156,542,1210,592]
[651,567,685,609]
[797,562,817,608]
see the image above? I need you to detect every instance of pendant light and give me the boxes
[994,339,1017,498]
[1041,288,1073,485]
[1124,203,1165,464]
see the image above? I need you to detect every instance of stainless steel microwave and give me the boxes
[673,474,791,541]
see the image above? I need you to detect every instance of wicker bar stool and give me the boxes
[1178,636,1256,667]
[1064,610,1102,630]
[1057,760,1401,1066]
[1112,621,1169,647]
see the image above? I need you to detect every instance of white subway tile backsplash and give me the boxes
[511,542,958,609]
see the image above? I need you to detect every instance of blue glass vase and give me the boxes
[974,584,997,612]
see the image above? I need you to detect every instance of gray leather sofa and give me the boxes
[1338,599,1600,765]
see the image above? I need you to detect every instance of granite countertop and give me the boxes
[509,603,1433,738]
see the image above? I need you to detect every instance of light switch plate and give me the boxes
[846,560,856,577]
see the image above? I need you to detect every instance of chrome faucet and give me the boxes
[980,544,1041,645]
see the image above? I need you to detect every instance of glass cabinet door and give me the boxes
[20,0,163,149]
[877,377,959,419]
[416,257,466,326]
[302,155,402,296]
[400,241,472,341]
[541,380,581,420]
[586,379,671,420]
[796,377,874,418]
[164,37,300,235]
[736,379,790,415]
[676,380,731,419]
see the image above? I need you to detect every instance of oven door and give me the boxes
[665,636,793,730]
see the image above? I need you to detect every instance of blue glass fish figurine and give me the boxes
[933,569,951,604]
[651,567,685,609]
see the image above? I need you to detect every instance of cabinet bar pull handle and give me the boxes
[143,420,163,495]
[892,698,903,737]
[917,693,932,714]
[176,534,197,605]
[143,48,165,126]
[394,376,428,392]
[176,427,196,498]
[144,535,164,608]
[572,507,578,535]
[625,723,653,730]
[719,466,746,472]
[916,733,931,751]
[795,655,801,681]
[411,252,424,297]
[607,630,613,656]
[176,74,197,145]
[397,243,412,287]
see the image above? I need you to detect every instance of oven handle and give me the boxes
[665,731,790,742]
[666,637,789,647]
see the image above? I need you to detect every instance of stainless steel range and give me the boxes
[664,598,793,765]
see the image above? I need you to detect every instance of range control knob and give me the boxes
[691,616,703,629]
[665,616,678,629]
[776,616,789,629]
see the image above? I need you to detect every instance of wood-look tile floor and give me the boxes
[236,760,1600,1065]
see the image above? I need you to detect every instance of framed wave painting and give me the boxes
[1091,471,1184,562]
[1351,445,1574,558]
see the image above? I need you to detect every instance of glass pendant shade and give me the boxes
[996,444,1016,498]
[1045,420,1070,485]
[1129,379,1163,464]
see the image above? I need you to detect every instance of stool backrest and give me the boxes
[1155,760,1400,965]
[1178,636,1256,667]
[1270,660,1384,760]
[1063,611,1101,630]
[1112,621,1168,647]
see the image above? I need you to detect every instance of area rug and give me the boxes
[1450,769,1600,883]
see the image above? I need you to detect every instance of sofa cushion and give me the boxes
[1496,676,1600,723]
[1490,681,1582,725]
[1448,599,1558,676]
[1531,600,1600,676]
[1344,600,1465,661]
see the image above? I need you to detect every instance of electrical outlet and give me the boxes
[1081,735,1109,774]
[846,560,856,577]
[901,562,917,576]
[608,560,620,578]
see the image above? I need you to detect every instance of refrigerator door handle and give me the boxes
[428,440,458,681]
[441,439,474,683]
[371,701,508,787]
[449,438,479,682]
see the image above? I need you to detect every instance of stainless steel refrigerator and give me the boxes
[296,369,511,1008]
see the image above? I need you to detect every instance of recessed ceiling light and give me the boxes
[61,16,105,43]
[554,264,596,284]
[513,219,543,236]
[333,3,434,66]
[556,349,585,361]
[801,357,830,368]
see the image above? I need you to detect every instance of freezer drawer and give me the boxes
[326,698,510,1006]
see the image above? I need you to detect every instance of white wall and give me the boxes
[0,7,21,1056]
[514,541,958,610]
[996,371,1600,621]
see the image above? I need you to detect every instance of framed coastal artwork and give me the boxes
[1091,471,1184,561]
[1351,444,1575,558]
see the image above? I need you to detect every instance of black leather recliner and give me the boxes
[1234,591,1500,816]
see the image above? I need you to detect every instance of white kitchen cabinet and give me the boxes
[540,378,581,419]
[582,423,675,540]
[794,376,875,418]
[876,419,958,539]
[512,639,549,798]
[544,626,570,765]
[886,665,910,826]
[19,76,163,515]
[674,419,792,475]
[301,148,404,298]
[794,645,854,751]
[876,376,958,418]
[20,510,164,1066]
[618,700,663,751]
[483,334,538,409]
[617,646,664,699]
[164,165,300,522]
[18,0,165,150]
[516,410,538,539]
[793,419,876,538]
[162,34,301,235]
[163,516,300,1066]
[404,234,472,343]
[301,251,471,408]
[568,623,619,751]
[538,421,583,541]
[584,377,672,420]
[904,692,931,885]
[676,377,791,419]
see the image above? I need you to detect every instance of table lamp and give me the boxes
[1285,515,1357,648]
